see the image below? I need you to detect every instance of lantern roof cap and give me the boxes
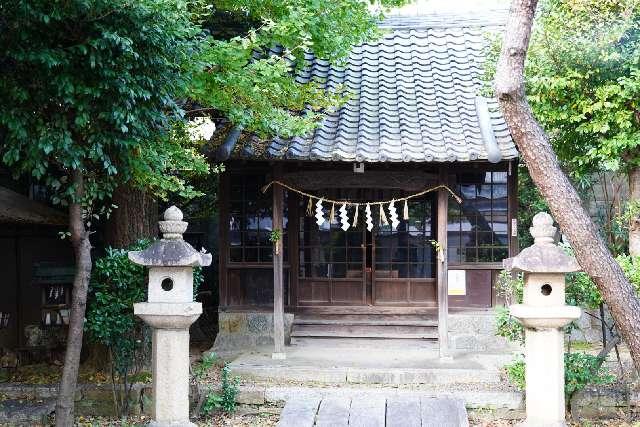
[503,212,581,273]
[128,206,212,267]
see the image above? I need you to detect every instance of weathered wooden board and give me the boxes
[386,396,421,427]
[276,397,320,427]
[315,396,351,427]
[421,397,469,427]
[348,396,386,427]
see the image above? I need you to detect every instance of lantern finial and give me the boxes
[530,212,555,245]
[159,205,188,240]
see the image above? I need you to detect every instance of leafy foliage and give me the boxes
[504,356,526,391]
[517,166,549,248]
[496,306,525,345]
[85,240,150,416]
[524,0,640,178]
[564,352,615,399]
[189,0,409,138]
[483,0,640,252]
[495,271,525,344]
[0,0,209,209]
[485,0,640,178]
[193,352,219,380]
[201,364,239,415]
[86,239,203,416]
[504,353,614,399]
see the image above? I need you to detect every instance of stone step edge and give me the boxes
[229,365,502,385]
[234,383,525,411]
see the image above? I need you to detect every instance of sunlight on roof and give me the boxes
[385,0,509,15]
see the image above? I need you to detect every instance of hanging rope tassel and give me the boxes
[352,204,359,227]
[389,200,400,230]
[365,203,373,231]
[330,203,335,224]
[306,197,313,216]
[315,198,325,226]
[379,204,388,225]
[339,203,350,231]
[403,199,409,220]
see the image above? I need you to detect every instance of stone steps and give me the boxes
[290,337,439,349]
[230,363,502,385]
[276,396,469,427]
[291,314,439,342]
[237,383,524,414]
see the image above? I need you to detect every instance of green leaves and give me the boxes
[190,0,406,138]
[504,353,615,398]
[0,0,209,211]
[526,0,640,177]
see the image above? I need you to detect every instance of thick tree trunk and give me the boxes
[629,167,640,257]
[55,170,92,426]
[104,185,157,249]
[496,0,640,370]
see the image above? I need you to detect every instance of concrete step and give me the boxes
[230,363,501,385]
[238,383,524,413]
[276,395,469,427]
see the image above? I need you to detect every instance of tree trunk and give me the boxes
[104,185,158,249]
[629,166,640,257]
[495,0,640,371]
[55,170,93,426]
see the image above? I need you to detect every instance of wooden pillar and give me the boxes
[437,168,450,359]
[272,165,286,359]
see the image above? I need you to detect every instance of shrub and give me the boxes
[504,356,525,391]
[495,306,524,345]
[504,353,615,400]
[86,239,204,416]
[201,364,239,415]
[193,352,218,380]
[564,352,615,399]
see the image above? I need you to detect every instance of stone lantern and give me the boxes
[504,212,581,427]
[129,206,212,427]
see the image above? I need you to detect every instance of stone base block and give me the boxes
[148,421,196,427]
[449,311,520,352]
[213,312,294,353]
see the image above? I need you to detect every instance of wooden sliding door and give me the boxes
[296,189,437,309]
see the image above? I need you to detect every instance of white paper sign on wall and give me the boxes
[448,269,466,296]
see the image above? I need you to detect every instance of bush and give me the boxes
[564,352,615,399]
[504,356,525,391]
[86,239,204,416]
[193,352,218,380]
[504,352,615,400]
[201,364,239,415]
[496,306,524,345]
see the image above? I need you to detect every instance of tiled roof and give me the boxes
[263,11,517,163]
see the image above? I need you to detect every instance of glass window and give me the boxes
[298,189,364,279]
[374,197,436,278]
[448,171,509,263]
[228,173,287,264]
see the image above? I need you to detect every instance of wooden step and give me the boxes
[294,314,437,325]
[290,323,438,340]
[289,337,439,349]
[293,317,437,327]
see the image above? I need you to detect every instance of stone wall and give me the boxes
[448,311,519,352]
[568,308,606,344]
[213,312,294,355]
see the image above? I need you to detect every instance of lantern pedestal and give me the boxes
[129,206,211,427]
[504,212,582,427]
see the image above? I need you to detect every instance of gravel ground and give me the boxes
[73,412,279,426]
